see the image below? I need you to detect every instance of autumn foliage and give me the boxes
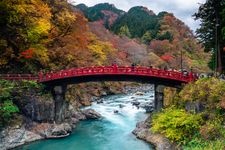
[0,2,211,74]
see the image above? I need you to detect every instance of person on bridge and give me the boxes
[164,66,168,71]
[131,63,135,72]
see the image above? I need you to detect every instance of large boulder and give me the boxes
[132,100,141,106]
[67,104,86,127]
[50,123,72,137]
[82,109,101,119]
[0,125,43,150]
[13,90,55,123]
[185,101,205,113]
[143,102,154,113]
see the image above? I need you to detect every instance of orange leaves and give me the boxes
[160,54,174,62]
[20,49,33,59]
[149,40,173,56]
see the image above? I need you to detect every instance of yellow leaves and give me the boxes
[11,0,50,16]
[65,54,75,62]
[151,107,203,142]
[30,45,49,66]
[36,18,51,34]
[3,0,52,44]
[178,78,225,110]
[87,43,106,65]
[27,19,51,43]
[87,34,116,65]
[148,52,165,67]
[47,0,76,34]
[31,0,52,18]
[55,10,76,27]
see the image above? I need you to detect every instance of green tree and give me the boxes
[194,0,225,72]
[0,100,19,126]
[156,31,173,42]
[141,31,152,44]
[0,80,18,126]
[118,25,131,37]
[112,6,158,38]
[43,0,76,37]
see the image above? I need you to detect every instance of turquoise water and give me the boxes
[18,93,154,150]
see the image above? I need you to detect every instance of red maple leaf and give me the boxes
[160,54,174,62]
[21,49,33,59]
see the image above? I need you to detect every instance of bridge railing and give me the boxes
[0,74,38,81]
[0,66,196,83]
[38,66,196,83]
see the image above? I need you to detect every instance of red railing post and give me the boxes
[112,64,118,73]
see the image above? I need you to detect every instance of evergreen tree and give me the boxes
[112,6,158,38]
[118,25,131,37]
[156,31,173,42]
[141,31,152,44]
[194,0,225,72]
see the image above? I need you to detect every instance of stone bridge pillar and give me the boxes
[51,84,68,124]
[154,85,164,111]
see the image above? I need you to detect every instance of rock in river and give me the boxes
[82,109,101,119]
[50,123,72,137]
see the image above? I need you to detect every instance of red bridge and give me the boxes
[0,66,196,87]
[0,66,197,123]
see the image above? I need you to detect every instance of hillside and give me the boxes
[89,21,163,67]
[76,3,125,28]
[112,6,158,38]
[76,3,210,72]
[0,1,211,73]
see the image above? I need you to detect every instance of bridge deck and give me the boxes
[0,66,196,85]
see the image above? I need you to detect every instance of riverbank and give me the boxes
[0,82,154,150]
[132,117,177,150]
[133,78,225,150]
[0,107,93,150]
[13,89,155,150]
[0,107,104,150]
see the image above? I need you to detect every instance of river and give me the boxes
[18,91,154,150]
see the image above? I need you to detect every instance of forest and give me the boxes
[0,0,225,149]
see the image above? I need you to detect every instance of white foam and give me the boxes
[88,92,153,128]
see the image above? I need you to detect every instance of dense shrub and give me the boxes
[151,107,203,143]
[151,78,225,148]
[199,118,225,140]
[0,80,18,126]
[0,100,19,126]
[178,78,225,110]
[0,79,44,127]
[183,136,225,150]
[19,80,42,89]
